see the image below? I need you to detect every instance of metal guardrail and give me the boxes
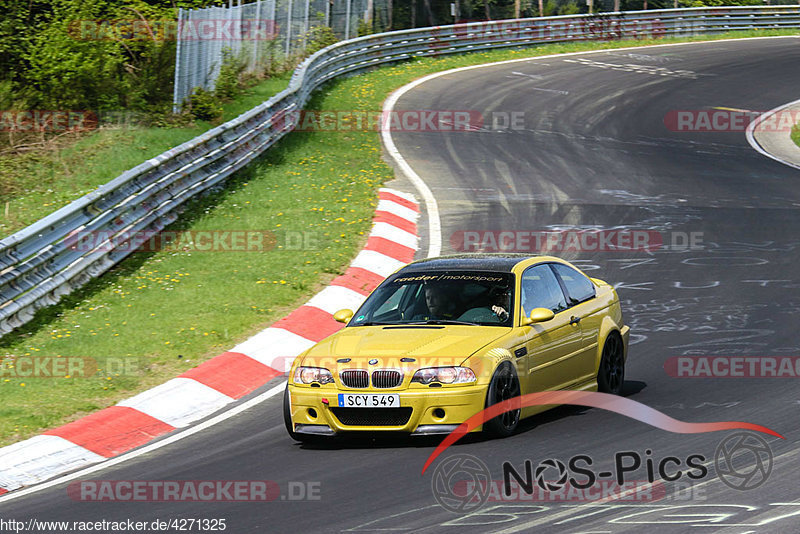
[1,6,798,335]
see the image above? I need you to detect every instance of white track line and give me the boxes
[745,96,800,171]
[0,383,286,504]
[382,84,442,258]
[0,436,106,492]
[382,35,800,260]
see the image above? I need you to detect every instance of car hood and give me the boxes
[300,325,509,370]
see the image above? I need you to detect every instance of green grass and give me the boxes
[792,122,800,148]
[1,29,797,446]
[0,73,292,238]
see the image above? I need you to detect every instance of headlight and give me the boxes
[411,366,476,385]
[293,366,334,385]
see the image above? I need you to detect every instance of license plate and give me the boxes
[337,394,400,408]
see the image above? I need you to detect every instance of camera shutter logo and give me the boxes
[535,458,569,491]
[431,454,491,513]
[715,431,773,490]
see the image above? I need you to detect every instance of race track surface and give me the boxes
[2,37,800,533]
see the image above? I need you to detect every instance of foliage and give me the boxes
[257,38,289,77]
[187,87,221,121]
[681,0,761,6]
[543,0,582,16]
[215,48,248,101]
[0,0,225,115]
[559,1,582,15]
[305,25,339,55]
[791,122,800,149]
[357,19,373,37]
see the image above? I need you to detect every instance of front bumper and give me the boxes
[620,325,631,362]
[287,384,488,435]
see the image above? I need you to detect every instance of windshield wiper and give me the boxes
[407,319,480,326]
[351,321,398,326]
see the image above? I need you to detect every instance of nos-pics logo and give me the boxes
[431,431,774,512]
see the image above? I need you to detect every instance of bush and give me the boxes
[258,39,287,77]
[357,19,373,37]
[305,25,338,55]
[215,48,248,101]
[560,1,581,15]
[187,87,222,122]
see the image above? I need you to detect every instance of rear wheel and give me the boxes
[483,362,521,437]
[597,332,625,395]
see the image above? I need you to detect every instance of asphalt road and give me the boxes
[2,37,800,533]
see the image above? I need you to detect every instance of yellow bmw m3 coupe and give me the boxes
[284,254,630,442]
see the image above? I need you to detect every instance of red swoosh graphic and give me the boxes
[421,391,783,474]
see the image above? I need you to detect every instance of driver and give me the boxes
[419,284,457,320]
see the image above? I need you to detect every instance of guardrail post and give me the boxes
[286,0,293,56]
[252,0,262,71]
[173,8,184,113]
[325,0,331,27]
[303,0,310,48]
[345,0,352,39]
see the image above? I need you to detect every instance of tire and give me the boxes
[483,362,521,438]
[597,332,625,395]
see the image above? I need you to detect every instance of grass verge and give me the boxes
[1,29,796,446]
[0,73,292,238]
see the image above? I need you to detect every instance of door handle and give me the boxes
[569,316,581,326]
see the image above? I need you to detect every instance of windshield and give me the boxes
[349,271,514,327]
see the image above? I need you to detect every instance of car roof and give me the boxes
[399,254,538,273]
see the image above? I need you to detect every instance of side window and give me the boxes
[551,263,596,305]
[521,264,567,314]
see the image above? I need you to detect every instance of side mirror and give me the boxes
[333,309,354,324]
[521,307,555,326]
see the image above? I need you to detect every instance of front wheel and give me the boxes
[597,332,625,395]
[483,362,521,438]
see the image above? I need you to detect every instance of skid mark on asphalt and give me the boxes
[562,57,711,79]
